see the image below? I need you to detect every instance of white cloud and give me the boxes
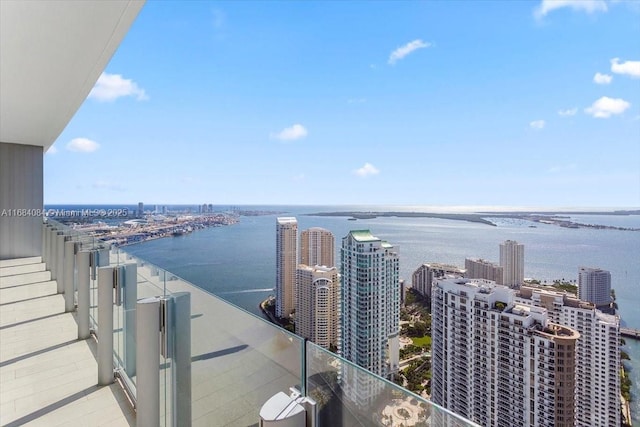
[46,145,58,155]
[534,0,607,18]
[388,39,431,65]
[348,98,367,104]
[593,72,613,84]
[610,58,640,78]
[92,180,126,192]
[270,124,308,141]
[558,107,578,116]
[66,138,100,153]
[354,163,380,177]
[88,72,148,102]
[529,120,546,130]
[584,96,631,118]
[292,174,305,182]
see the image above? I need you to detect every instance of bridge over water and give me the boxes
[620,327,640,339]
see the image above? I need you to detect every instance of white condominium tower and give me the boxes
[276,217,298,318]
[340,230,400,380]
[500,239,524,288]
[465,257,504,284]
[578,267,611,308]
[295,265,339,349]
[300,227,335,268]
[431,278,579,427]
[517,285,620,427]
[411,263,465,298]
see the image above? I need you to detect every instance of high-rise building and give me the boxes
[276,217,298,318]
[340,230,400,403]
[431,278,579,427]
[517,285,621,426]
[137,202,144,218]
[300,227,335,267]
[500,240,524,288]
[411,263,465,298]
[578,267,611,308]
[295,265,339,349]
[464,257,503,284]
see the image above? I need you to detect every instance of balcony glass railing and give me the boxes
[43,218,478,427]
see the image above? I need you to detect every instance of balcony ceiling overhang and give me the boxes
[0,0,144,151]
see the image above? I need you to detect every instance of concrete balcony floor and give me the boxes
[0,257,134,426]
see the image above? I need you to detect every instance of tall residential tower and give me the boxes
[500,239,524,288]
[411,262,465,298]
[465,258,503,284]
[431,278,579,427]
[340,230,400,403]
[578,267,611,308]
[276,217,297,318]
[295,265,339,349]
[296,227,338,349]
[516,285,620,426]
[300,227,335,267]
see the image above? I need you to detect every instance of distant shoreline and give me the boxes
[306,210,640,231]
[476,209,640,216]
[306,211,498,226]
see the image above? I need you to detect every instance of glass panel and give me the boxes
[40,222,477,427]
[89,262,98,330]
[171,282,304,426]
[305,342,478,427]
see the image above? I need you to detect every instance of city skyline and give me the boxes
[2,1,635,425]
[43,1,639,207]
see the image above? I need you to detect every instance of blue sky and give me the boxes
[45,0,640,207]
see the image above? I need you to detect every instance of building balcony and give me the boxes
[0,219,480,427]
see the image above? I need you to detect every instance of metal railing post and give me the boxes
[137,296,161,427]
[42,224,50,267]
[173,292,192,426]
[77,250,91,339]
[41,222,47,264]
[97,266,114,386]
[49,228,59,282]
[122,263,137,378]
[63,240,77,312]
[55,232,67,293]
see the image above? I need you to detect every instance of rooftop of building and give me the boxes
[348,229,379,242]
[296,264,338,273]
[276,217,298,224]
[418,262,466,273]
[535,323,581,340]
[518,284,596,310]
[579,266,611,274]
[465,257,500,266]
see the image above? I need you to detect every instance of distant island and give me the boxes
[476,209,640,216]
[306,210,640,231]
[307,211,497,226]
